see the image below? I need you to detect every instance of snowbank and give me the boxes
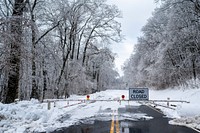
[0,90,140,132]
[0,88,200,132]
[149,88,200,130]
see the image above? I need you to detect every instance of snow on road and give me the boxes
[0,88,200,132]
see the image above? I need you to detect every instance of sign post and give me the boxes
[129,88,149,101]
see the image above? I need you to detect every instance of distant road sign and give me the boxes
[129,88,149,101]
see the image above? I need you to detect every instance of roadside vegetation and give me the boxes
[0,0,122,103]
[123,0,200,89]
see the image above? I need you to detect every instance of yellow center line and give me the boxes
[110,110,120,133]
[115,110,120,133]
[110,111,115,133]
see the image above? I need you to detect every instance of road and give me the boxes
[51,105,199,133]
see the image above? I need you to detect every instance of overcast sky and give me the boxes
[107,0,158,76]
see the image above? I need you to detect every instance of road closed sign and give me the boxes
[129,88,149,101]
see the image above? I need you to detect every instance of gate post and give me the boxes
[167,98,170,107]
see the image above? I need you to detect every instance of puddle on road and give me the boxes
[51,106,198,133]
[52,118,197,133]
[120,119,197,133]
[52,120,111,133]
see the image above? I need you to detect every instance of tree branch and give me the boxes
[35,21,60,44]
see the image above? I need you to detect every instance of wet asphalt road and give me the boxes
[52,105,199,133]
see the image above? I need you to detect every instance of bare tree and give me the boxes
[4,0,26,103]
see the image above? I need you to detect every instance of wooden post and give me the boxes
[54,101,56,107]
[48,101,51,110]
[167,98,170,107]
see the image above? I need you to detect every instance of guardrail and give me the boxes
[142,99,189,110]
[44,99,188,102]
[44,99,189,110]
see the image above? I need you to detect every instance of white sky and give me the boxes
[107,0,158,76]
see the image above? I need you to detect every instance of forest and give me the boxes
[2,0,200,104]
[0,0,122,103]
[123,0,200,89]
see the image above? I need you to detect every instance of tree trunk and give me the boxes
[76,31,83,60]
[30,13,39,99]
[96,70,100,92]
[192,57,196,80]
[42,58,47,101]
[57,25,72,86]
[71,22,77,60]
[82,28,95,66]
[4,0,25,103]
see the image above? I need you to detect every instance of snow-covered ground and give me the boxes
[0,88,200,133]
[149,88,200,131]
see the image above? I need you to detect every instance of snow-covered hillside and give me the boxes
[0,89,200,132]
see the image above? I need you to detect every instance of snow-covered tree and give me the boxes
[0,0,122,102]
[123,0,200,89]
